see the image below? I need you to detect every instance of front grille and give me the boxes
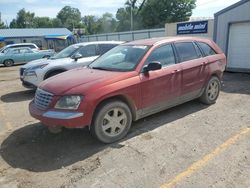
[34,88,54,109]
[20,68,25,76]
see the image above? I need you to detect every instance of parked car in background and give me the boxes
[29,37,226,143]
[0,43,40,53]
[20,41,124,88]
[0,47,55,67]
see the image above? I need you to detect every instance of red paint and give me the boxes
[29,37,226,128]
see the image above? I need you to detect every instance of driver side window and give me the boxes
[145,44,176,67]
[11,49,20,54]
[78,45,97,57]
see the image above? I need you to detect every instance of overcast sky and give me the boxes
[0,0,240,25]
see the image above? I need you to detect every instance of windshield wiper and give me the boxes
[91,66,111,71]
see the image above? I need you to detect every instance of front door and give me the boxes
[140,44,182,116]
[72,45,99,68]
[9,49,26,64]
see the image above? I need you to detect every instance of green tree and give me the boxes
[115,0,146,32]
[57,6,82,30]
[0,21,6,29]
[33,17,53,28]
[9,19,16,28]
[116,8,130,31]
[10,8,35,28]
[116,6,143,32]
[51,18,63,27]
[82,15,100,34]
[141,0,196,28]
[98,13,117,33]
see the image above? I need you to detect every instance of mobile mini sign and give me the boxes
[177,21,208,35]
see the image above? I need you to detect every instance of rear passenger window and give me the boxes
[27,45,36,49]
[197,42,216,56]
[99,44,117,55]
[175,42,199,62]
[145,44,175,67]
[78,45,97,57]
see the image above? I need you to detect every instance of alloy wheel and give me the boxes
[101,107,127,137]
[207,80,219,101]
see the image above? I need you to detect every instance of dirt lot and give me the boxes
[0,65,249,188]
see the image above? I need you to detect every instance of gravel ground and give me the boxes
[0,65,249,188]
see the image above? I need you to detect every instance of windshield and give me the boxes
[0,47,7,53]
[51,45,80,59]
[89,45,150,71]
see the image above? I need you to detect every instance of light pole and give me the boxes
[130,5,133,31]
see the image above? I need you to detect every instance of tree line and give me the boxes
[0,0,196,34]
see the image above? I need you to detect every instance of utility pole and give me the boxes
[130,5,133,31]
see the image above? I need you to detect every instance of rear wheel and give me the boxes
[3,59,14,67]
[200,76,221,104]
[91,100,132,143]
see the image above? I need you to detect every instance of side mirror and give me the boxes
[72,53,82,61]
[143,61,162,72]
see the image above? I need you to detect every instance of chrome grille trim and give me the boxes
[34,88,54,109]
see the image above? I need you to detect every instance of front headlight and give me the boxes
[55,95,83,110]
[24,70,37,77]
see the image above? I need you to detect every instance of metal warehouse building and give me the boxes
[214,0,250,72]
[0,28,75,52]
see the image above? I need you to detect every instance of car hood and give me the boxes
[22,57,71,68]
[39,68,136,95]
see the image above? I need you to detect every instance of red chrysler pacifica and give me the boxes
[29,37,226,143]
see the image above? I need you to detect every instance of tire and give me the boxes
[48,126,62,134]
[199,76,221,105]
[45,70,64,79]
[91,100,132,143]
[3,59,14,67]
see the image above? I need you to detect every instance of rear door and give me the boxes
[22,48,38,62]
[174,42,208,99]
[196,41,218,81]
[140,44,182,115]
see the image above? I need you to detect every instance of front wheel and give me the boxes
[91,100,132,143]
[199,76,221,105]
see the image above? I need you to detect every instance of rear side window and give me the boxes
[145,44,175,67]
[27,45,36,49]
[20,48,33,53]
[197,42,217,56]
[78,45,97,57]
[175,42,199,62]
[99,44,117,55]
[10,45,36,49]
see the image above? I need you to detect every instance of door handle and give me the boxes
[171,69,181,74]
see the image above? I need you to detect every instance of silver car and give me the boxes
[20,41,124,88]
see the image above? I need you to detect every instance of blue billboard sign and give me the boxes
[177,20,208,35]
